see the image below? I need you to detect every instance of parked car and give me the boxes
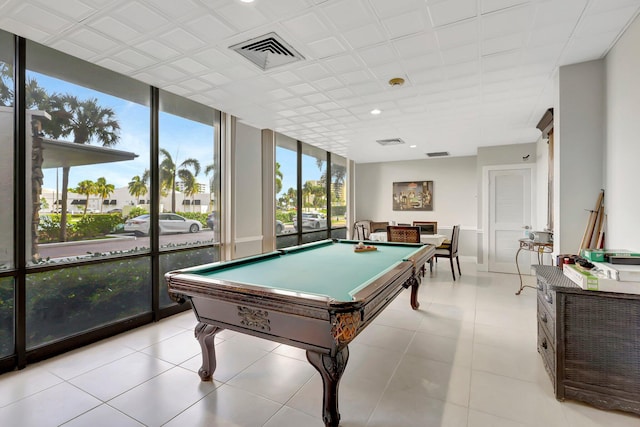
[293,212,327,230]
[206,212,218,231]
[124,213,201,236]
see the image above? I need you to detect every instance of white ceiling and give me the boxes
[1,0,639,163]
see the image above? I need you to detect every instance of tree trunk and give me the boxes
[31,130,44,262]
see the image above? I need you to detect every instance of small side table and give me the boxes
[515,238,553,295]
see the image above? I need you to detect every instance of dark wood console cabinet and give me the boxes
[534,266,640,416]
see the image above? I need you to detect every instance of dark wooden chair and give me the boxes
[369,221,390,233]
[353,220,371,240]
[413,221,437,234]
[386,225,421,243]
[434,225,461,280]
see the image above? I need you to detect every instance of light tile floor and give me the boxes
[1,263,639,427]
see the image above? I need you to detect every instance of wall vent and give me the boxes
[426,151,449,157]
[229,32,304,70]
[376,138,405,146]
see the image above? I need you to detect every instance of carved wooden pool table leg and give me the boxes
[409,276,420,310]
[194,322,222,381]
[306,346,349,427]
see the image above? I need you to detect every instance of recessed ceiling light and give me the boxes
[409,145,417,148]
[240,0,255,3]
[370,109,381,115]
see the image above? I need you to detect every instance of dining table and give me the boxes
[367,232,447,246]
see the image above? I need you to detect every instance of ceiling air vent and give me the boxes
[229,32,304,71]
[426,151,449,157]
[376,138,405,146]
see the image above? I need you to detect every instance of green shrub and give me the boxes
[126,206,148,220]
[177,211,208,228]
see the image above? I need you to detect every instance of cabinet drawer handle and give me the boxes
[541,338,547,350]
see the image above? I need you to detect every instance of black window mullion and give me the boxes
[150,86,160,320]
[296,140,302,245]
[326,152,332,236]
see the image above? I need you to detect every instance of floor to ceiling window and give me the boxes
[0,29,14,358]
[275,133,347,248]
[24,40,153,349]
[158,90,219,308]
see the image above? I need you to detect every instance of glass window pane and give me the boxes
[26,258,151,349]
[159,247,219,308]
[275,135,297,248]
[25,41,151,266]
[331,154,347,230]
[0,30,14,270]
[0,276,13,358]
[158,90,217,251]
[300,144,327,234]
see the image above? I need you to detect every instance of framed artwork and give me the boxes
[393,181,433,211]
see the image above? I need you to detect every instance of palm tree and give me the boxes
[204,163,216,210]
[275,162,284,195]
[46,94,120,241]
[128,172,149,201]
[71,179,96,215]
[159,148,200,213]
[95,177,115,212]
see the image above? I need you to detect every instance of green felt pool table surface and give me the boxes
[178,240,425,301]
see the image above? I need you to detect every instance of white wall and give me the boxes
[233,122,263,258]
[355,156,477,259]
[605,15,640,251]
[555,60,605,255]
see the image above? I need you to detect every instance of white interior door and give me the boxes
[488,167,533,273]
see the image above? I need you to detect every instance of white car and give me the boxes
[293,212,327,230]
[124,213,201,236]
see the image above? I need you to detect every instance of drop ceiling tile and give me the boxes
[482,34,524,55]
[327,87,356,100]
[441,43,478,65]
[588,0,640,14]
[342,23,387,49]
[111,48,157,68]
[216,1,269,32]
[409,67,446,84]
[0,17,45,41]
[312,76,344,91]
[199,72,232,86]
[281,12,330,42]
[369,0,427,18]
[158,27,207,52]
[89,16,140,42]
[135,39,180,60]
[445,60,480,78]
[528,22,575,47]
[267,88,293,100]
[337,69,376,85]
[316,101,341,111]
[532,0,588,28]
[323,54,363,73]
[254,0,312,18]
[288,82,317,95]
[184,15,235,41]
[95,57,136,74]
[63,27,122,52]
[11,3,73,34]
[169,57,209,74]
[561,30,619,64]
[382,11,429,39]
[293,64,332,81]
[306,36,348,59]
[357,44,398,68]
[219,64,260,80]
[321,0,374,31]
[369,63,407,81]
[50,39,99,59]
[192,48,235,69]
[402,52,444,72]
[481,5,533,40]
[146,64,188,82]
[147,0,201,20]
[112,2,169,32]
[428,0,477,28]
[392,32,439,56]
[281,98,307,108]
[436,19,479,48]
[350,81,385,96]
[29,0,96,21]
[269,70,301,85]
[576,5,640,36]
[480,0,530,14]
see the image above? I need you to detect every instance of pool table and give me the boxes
[165,239,435,427]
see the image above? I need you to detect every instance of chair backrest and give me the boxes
[387,225,421,243]
[412,221,437,234]
[353,220,371,240]
[369,221,390,233]
[450,225,461,255]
